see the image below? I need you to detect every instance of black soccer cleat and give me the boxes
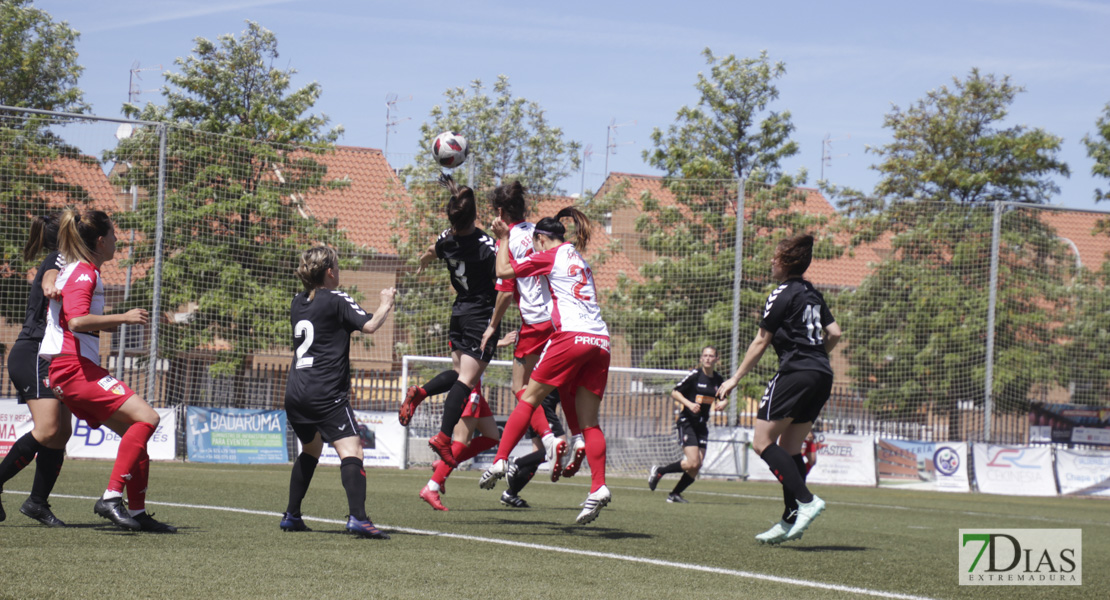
[647,465,661,492]
[345,515,390,539]
[280,511,310,531]
[666,493,689,504]
[133,511,177,533]
[93,496,141,531]
[20,497,67,527]
[500,491,530,508]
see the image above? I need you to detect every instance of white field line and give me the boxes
[21,490,938,600]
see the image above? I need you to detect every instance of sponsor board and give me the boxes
[0,400,33,457]
[1029,402,1110,446]
[877,439,969,492]
[302,410,406,468]
[1055,448,1110,497]
[747,433,876,486]
[959,529,1081,585]
[972,445,1057,496]
[187,406,287,464]
[66,408,176,460]
[702,427,749,478]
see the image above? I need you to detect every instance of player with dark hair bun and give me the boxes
[717,234,841,544]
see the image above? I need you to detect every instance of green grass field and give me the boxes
[1,460,1106,600]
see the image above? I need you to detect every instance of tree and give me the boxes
[0,0,90,344]
[831,70,1071,428]
[608,49,832,397]
[111,22,353,376]
[391,76,581,359]
[1083,103,1110,205]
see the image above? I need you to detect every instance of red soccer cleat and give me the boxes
[428,432,458,468]
[561,436,587,478]
[549,440,568,483]
[419,485,448,511]
[398,386,427,426]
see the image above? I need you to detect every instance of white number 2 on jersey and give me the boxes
[294,319,315,368]
[803,305,824,345]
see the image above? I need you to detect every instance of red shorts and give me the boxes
[48,354,135,429]
[530,332,611,398]
[514,320,555,359]
[461,386,493,419]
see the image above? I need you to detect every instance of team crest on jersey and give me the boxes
[96,375,120,391]
[110,384,126,395]
[76,273,93,283]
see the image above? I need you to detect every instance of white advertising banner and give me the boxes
[299,410,406,468]
[703,427,748,478]
[1055,448,1110,497]
[66,408,177,461]
[747,433,877,487]
[0,400,33,458]
[972,444,1057,496]
[877,439,970,493]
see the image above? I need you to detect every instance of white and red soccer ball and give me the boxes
[432,131,468,169]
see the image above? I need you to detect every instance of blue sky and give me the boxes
[32,0,1110,209]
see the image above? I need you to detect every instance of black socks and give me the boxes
[286,453,319,515]
[340,456,367,521]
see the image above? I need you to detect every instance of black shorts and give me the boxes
[757,370,833,423]
[676,417,709,448]
[526,390,565,439]
[289,401,359,445]
[448,312,499,363]
[7,339,53,403]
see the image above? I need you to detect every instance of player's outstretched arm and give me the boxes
[362,288,397,334]
[716,327,773,399]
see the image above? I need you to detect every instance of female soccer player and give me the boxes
[716,234,841,544]
[648,346,726,503]
[281,245,395,539]
[397,175,500,469]
[0,215,69,527]
[479,207,613,525]
[39,208,174,533]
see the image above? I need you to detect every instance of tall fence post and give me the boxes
[729,179,745,426]
[983,200,1003,442]
[145,123,168,404]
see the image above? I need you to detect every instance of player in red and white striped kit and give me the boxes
[479,207,612,525]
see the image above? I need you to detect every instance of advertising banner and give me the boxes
[1029,403,1110,446]
[300,410,406,468]
[0,400,32,458]
[66,408,176,460]
[702,427,748,478]
[748,433,877,487]
[186,406,287,464]
[1055,449,1110,497]
[877,439,969,492]
[972,444,1057,496]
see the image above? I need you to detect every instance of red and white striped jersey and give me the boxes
[497,221,552,325]
[512,242,608,336]
[40,261,104,363]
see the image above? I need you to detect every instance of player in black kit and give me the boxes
[717,234,841,545]
[648,346,725,503]
[0,215,70,527]
[397,175,501,468]
[281,245,396,539]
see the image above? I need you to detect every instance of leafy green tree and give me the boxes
[609,49,832,397]
[1083,103,1110,205]
[831,70,1071,428]
[111,22,353,376]
[0,0,90,341]
[392,76,581,359]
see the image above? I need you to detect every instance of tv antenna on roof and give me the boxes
[128,61,163,105]
[604,118,636,177]
[820,133,850,181]
[384,93,412,157]
[580,143,594,197]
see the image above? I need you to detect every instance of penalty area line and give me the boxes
[30,491,936,600]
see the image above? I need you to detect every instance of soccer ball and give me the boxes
[432,131,468,169]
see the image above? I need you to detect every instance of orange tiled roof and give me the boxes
[1041,208,1109,271]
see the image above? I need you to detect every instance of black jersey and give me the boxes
[434,228,498,316]
[284,289,372,419]
[674,368,725,424]
[17,251,65,343]
[759,278,835,375]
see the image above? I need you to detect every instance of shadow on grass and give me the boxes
[783,545,869,552]
[549,525,653,540]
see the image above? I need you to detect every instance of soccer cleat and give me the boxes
[398,386,427,426]
[479,458,509,490]
[575,485,611,525]
[133,512,177,533]
[346,515,390,539]
[419,485,448,511]
[428,432,458,468]
[93,496,141,531]
[561,435,587,478]
[666,493,689,504]
[20,497,66,527]
[755,520,795,545]
[548,440,568,483]
[783,495,825,541]
[280,511,309,532]
[500,491,530,508]
[647,465,662,492]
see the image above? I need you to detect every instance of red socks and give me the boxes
[457,436,498,463]
[495,400,537,462]
[582,426,607,493]
[127,449,150,512]
[529,405,552,438]
[109,421,156,496]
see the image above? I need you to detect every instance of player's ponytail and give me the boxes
[23,214,60,262]
[490,180,527,223]
[297,245,338,300]
[58,208,112,265]
[554,206,592,254]
[776,234,814,277]
[439,173,476,234]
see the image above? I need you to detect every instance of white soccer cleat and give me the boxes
[755,519,795,545]
[542,433,558,461]
[783,495,825,541]
[575,485,611,525]
[479,459,509,490]
[561,435,587,478]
